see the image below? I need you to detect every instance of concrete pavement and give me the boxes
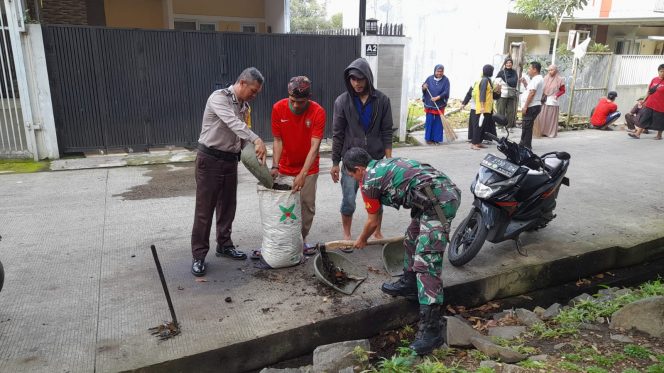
[1,128,663,372]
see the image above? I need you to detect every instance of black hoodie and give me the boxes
[332,58,393,166]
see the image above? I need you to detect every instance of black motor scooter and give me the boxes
[447,115,570,267]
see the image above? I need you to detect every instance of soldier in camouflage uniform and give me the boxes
[343,147,460,355]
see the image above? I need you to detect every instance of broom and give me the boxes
[426,87,458,143]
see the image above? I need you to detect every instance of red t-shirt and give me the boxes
[271,99,326,176]
[645,77,664,113]
[590,98,618,126]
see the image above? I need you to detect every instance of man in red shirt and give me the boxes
[270,76,326,254]
[590,91,621,130]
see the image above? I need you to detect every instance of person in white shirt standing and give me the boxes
[519,61,544,149]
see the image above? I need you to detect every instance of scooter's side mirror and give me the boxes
[556,152,571,160]
[492,113,508,127]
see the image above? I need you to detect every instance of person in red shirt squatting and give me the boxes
[590,91,621,130]
[269,76,326,256]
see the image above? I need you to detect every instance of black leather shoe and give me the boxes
[191,259,206,277]
[216,245,247,260]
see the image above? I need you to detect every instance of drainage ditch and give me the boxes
[255,255,664,372]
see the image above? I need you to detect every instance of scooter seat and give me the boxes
[526,157,563,176]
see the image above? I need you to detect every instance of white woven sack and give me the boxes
[257,184,303,268]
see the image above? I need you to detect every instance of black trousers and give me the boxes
[471,112,495,145]
[520,105,541,149]
[191,151,238,260]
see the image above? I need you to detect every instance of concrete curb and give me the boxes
[50,143,335,172]
[125,237,664,373]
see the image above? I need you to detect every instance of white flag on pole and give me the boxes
[573,38,591,60]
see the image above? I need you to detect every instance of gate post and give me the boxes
[4,0,39,160]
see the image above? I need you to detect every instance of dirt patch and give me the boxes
[113,164,195,200]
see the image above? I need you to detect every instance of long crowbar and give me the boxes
[148,245,181,340]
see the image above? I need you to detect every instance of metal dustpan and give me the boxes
[382,241,403,277]
[313,251,367,295]
[240,142,273,189]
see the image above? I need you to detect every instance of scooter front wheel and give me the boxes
[0,260,3,292]
[447,209,488,267]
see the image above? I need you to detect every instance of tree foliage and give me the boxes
[515,0,588,26]
[330,13,343,29]
[290,0,337,32]
[515,0,589,63]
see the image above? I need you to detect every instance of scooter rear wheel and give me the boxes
[0,260,3,293]
[448,209,488,267]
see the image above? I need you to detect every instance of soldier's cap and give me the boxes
[288,76,312,98]
[347,68,366,80]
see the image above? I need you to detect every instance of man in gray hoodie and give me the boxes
[330,58,393,241]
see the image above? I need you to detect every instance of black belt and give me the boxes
[197,143,240,162]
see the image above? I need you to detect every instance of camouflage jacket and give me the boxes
[360,158,459,212]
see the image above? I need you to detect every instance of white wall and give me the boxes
[362,35,411,141]
[265,0,289,33]
[24,24,59,160]
[402,0,509,99]
[574,0,661,19]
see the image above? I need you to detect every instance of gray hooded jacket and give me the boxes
[332,58,393,166]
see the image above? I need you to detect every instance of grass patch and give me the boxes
[407,100,426,131]
[647,363,664,373]
[517,359,548,369]
[558,361,583,371]
[0,159,49,173]
[586,366,610,373]
[624,344,653,359]
[547,278,664,334]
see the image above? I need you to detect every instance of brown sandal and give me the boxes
[628,133,640,139]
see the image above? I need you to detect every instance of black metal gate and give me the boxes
[41,25,360,154]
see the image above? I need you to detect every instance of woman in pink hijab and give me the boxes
[534,64,566,138]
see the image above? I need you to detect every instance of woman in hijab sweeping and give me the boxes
[421,64,450,145]
[535,64,565,138]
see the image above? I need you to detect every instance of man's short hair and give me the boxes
[288,76,312,98]
[659,63,664,71]
[342,147,371,173]
[607,91,618,100]
[530,61,542,73]
[236,67,264,85]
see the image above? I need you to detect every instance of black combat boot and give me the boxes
[381,271,417,300]
[410,304,445,355]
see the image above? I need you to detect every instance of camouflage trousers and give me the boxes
[404,184,460,305]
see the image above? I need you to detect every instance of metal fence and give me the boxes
[290,28,360,36]
[525,53,613,118]
[42,26,360,154]
[290,24,404,37]
[0,0,32,158]
[615,55,664,86]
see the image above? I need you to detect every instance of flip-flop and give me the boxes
[654,137,662,140]
[303,243,317,256]
[628,133,640,139]
[249,249,262,260]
